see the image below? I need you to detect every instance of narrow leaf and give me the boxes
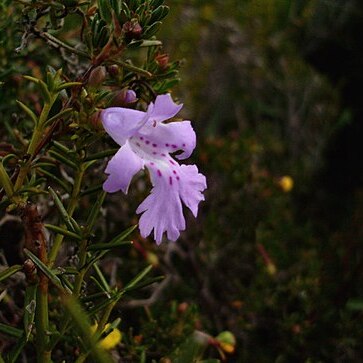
[56,82,83,91]
[48,150,78,169]
[45,224,82,241]
[16,100,38,124]
[87,240,132,251]
[86,191,106,231]
[0,265,22,282]
[24,284,37,340]
[123,265,153,292]
[48,187,79,233]
[45,108,73,126]
[0,323,23,338]
[23,249,63,289]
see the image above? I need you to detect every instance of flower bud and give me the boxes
[155,53,169,70]
[87,66,107,88]
[107,64,120,77]
[110,89,137,107]
[122,19,143,40]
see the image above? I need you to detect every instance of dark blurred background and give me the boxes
[155,0,363,361]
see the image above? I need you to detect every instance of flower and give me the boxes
[278,175,294,193]
[91,323,122,350]
[102,94,207,244]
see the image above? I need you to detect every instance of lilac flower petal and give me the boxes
[103,142,144,193]
[136,172,186,243]
[138,121,196,160]
[179,165,207,217]
[102,107,145,146]
[147,94,183,123]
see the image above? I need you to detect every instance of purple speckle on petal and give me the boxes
[169,160,175,165]
[157,170,162,177]
[136,142,141,147]
[140,136,144,140]
[150,162,154,166]
[145,140,150,145]
[182,143,186,147]
[161,153,166,157]
[153,151,157,155]
[169,176,173,185]
[172,170,177,174]
[165,143,169,147]
[172,144,177,149]
[176,176,180,180]
[152,143,157,147]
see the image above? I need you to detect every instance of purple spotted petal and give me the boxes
[179,165,207,216]
[103,142,144,193]
[136,170,186,243]
[147,94,183,123]
[102,107,146,146]
[138,121,196,160]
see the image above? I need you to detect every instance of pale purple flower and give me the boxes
[102,94,207,244]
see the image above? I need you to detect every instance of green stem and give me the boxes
[36,281,51,363]
[73,239,88,297]
[48,164,85,267]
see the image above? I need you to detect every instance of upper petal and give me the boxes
[103,142,144,193]
[140,120,196,160]
[147,94,183,123]
[102,107,146,146]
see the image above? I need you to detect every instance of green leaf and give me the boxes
[0,265,22,282]
[98,0,113,23]
[143,21,162,38]
[6,335,27,363]
[55,82,83,92]
[44,107,73,126]
[150,0,164,8]
[38,79,52,104]
[23,249,64,289]
[48,187,81,233]
[123,265,153,292]
[45,224,82,241]
[16,100,38,124]
[87,240,132,251]
[86,191,107,230]
[37,168,71,193]
[346,299,363,311]
[123,275,164,292]
[93,263,111,293]
[24,284,37,340]
[108,224,138,243]
[48,149,78,169]
[0,323,23,338]
[149,5,169,23]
